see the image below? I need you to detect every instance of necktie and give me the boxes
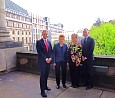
[84,37,87,43]
[44,39,48,52]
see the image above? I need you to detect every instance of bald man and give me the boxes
[36,30,52,97]
[81,28,95,90]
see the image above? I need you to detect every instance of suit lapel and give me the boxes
[41,39,46,47]
[41,39,47,52]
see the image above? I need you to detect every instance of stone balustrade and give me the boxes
[16,51,115,89]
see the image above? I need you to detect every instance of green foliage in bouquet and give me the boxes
[90,22,115,55]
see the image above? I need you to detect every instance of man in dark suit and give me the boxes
[36,30,52,97]
[81,28,95,90]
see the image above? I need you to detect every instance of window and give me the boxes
[22,31,24,35]
[6,12,10,17]
[6,21,8,26]
[7,21,13,27]
[26,32,28,35]
[27,25,30,29]
[18,37,20,41]
[29,37,31,43]
[18,31,19,35]
[13,37,15,41]
[13,30,15,34]
[22,37,24,43]
[26,37,28,43]
[11,14,14,18]
[23,24,26,28]
[21,17,24,21]
[13,22,18,27]
[18,23,22,28]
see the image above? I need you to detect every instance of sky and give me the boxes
[11,0,115,31]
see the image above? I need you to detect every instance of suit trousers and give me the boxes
[82,60,94,87]
[55,61,67,86]
[69,61,80,86]
[39,61,50,92]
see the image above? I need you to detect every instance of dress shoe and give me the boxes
[45,87,51,91]
[41,92,47,97]
[56,85,60,89]
[63,85,67,88]
[72,85,77,88]
[72,85,79,88]
[86,86,93,90]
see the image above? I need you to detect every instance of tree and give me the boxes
[90,22,115,55]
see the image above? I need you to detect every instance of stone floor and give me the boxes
[0,71,115,98]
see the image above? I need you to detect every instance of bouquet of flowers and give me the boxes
[69,43,82,66]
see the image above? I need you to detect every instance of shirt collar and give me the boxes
[43,38,48,41]
[84,35,89,40]
[85,35,89,39]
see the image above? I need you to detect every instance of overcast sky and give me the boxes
[11,0,115,31]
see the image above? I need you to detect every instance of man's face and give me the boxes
[83,29,89,37]
[42,31,48,39]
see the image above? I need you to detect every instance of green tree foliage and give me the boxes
[90,22,115,55]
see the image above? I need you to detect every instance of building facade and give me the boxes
[44,17,51,41]
[30,14,49,50]
[5,0,32,51]
[5,0,65,50]
[50,23,64,42]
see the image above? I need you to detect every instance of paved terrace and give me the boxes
[0,71,115,98]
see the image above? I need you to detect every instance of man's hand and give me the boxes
[46,58,49,63]
[46,58,52,63]
[48,58,52,63]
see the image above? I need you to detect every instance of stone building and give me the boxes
[50,23,64,42]
[5,0,33,51]
[5,0,65,50]
[5,0,50,51]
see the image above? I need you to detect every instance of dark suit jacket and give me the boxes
[36,38,52,62]
[81,36,95,61]
[53,43,68,63]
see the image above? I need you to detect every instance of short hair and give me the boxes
[59,34,65,38]
[42,30,48,34]
[83,28,89,32]
[71,33,78,38]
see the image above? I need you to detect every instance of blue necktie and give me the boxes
[84,38,87,43]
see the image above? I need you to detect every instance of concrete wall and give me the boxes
[0,47,25,71]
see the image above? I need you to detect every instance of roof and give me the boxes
[5,0,29,16]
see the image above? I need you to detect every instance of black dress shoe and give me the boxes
[86,86,93,90]
[45,87,51,91]
[72,85,79,88]
[56,85,60,89]
[63,85,67,88]
[41,92,47,97]
[72,85,77,88]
